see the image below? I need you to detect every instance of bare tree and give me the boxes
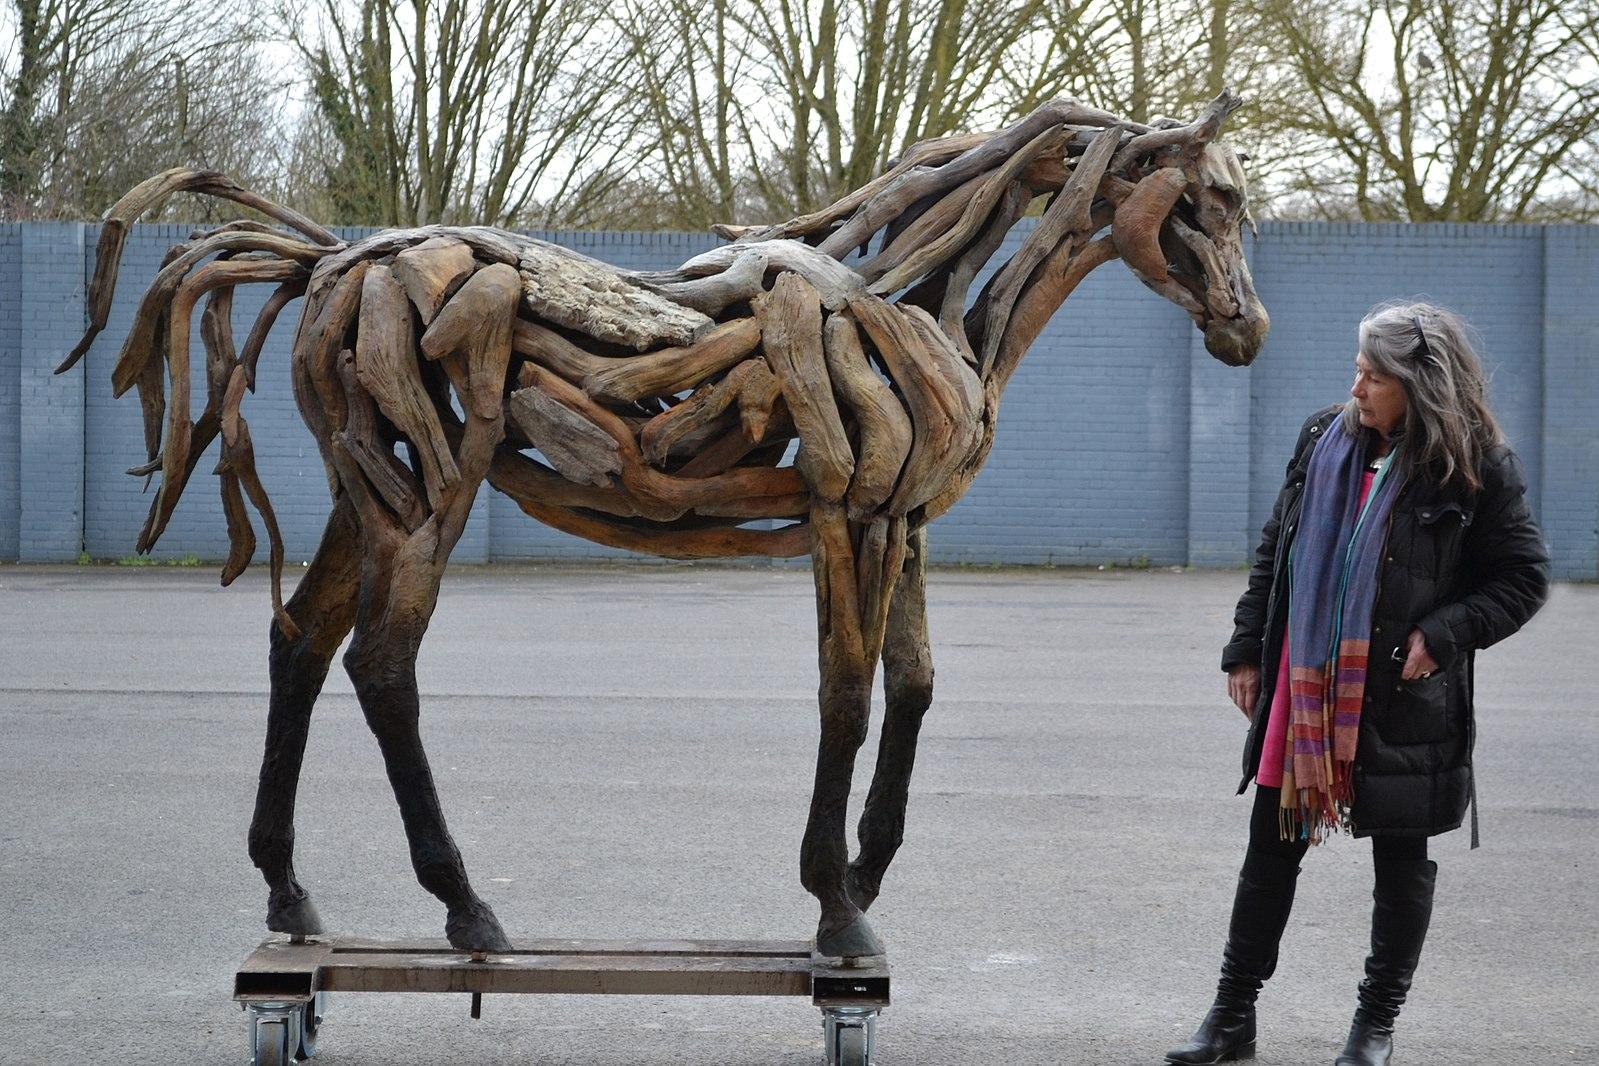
[1,0,284,219]
[613,0,1054,226]
[1263,0,1599,221]
[284,0,636,228]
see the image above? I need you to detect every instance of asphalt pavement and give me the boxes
[1,563,1593,1065]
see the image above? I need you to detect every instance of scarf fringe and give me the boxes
[1278,761,1358,843]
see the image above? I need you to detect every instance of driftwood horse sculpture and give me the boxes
[60,92,1267,959]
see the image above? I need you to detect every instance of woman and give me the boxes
[1166,300,1550,1066]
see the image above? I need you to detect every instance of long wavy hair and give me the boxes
[1341,299,1505,492]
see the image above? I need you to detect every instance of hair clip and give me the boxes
[1411,314,1432,361]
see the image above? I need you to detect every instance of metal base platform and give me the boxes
[235,936,889,1065]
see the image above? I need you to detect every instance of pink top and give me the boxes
[1257,468,1378,786]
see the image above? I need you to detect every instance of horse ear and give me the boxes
[1192,90,1244,147]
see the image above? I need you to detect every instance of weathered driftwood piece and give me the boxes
[662,240,865,310]
[582,318,762,404]
[866,125,1070,296]
[820,316,913,520]
[507,384,623,487]
[65,90,1267,966]
[976,124,1123,374]
[355,266,461,509]
[759,275,854,501]
[241,281,305,390]
[519,244,713,351]
[420,263,520,421]
[393,236,477,325]
[638,358,777,466]
[511,318,615,384]
[334,350,427,531]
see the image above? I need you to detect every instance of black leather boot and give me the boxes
[1166,851,1300,1065]
[1335,858,1437,1066]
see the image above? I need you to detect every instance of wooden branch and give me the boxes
[673,410,794,479]
[665,241,865,310]
[392,236,477,324]
[488,448,641,517]
[936,180,1033,337]
[110,237,314,397]
[354,265,461,509]
[847,295,975,517]
[300,260,371,438]
[976,124,1123,374]
[507,384,623,487]
[866,125,1069,295]
[759,274,854,502]
[820,315,912,520]
[58,166,339,374]
[810,501,865,667]
[854,515,908,665]
[639,358,774,466]
[1110,168,1203,314]
[494,482,812,559]
[519,243,713,351]
[1108,90,1242,173]
[334,350,427,531]
[217,365,297,639]
[241,281,305,391]
[151,257,307,551]
[988,235,1121,390]
[419,262,520,420]
[818,100,1131,259]
[512,318,615,384]
[582,318,762,404]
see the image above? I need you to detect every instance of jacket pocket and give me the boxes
[1413,501,1474,577]
[1377,672,1451,745]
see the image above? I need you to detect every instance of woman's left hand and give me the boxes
[1401,628,1441,681]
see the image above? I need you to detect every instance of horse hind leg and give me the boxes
[846,525,934,914]
[802,506,906,959]
[333,279,515,951]
[340,511,511,952]
[248,497,362,935]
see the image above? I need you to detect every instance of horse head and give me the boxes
[1104,93,1268,366]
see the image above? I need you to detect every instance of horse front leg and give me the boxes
[801,505,902,958]
[249,497,362,935]
[847,524,934,914]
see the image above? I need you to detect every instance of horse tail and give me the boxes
[57,168,345,638]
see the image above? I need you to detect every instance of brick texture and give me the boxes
[0,225,19,559]
[4,221,1595,579]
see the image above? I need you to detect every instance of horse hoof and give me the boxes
[843,867,880,914]
[816,913,884,960]
[447,900,513,953]
[266,887,324,937]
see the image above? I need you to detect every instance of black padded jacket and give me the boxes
[1222,405,1551,839]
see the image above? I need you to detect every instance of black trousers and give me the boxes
[1248,785,1428,864]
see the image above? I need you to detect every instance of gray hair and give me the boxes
[1341,299,1505,492]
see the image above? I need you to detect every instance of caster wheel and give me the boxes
[252,1015,293,1066]
[834,1025,868,1066]
[293,994,327,1060]
[822,1007,876,1066]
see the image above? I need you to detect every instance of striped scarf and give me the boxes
[1280,420,1403,842]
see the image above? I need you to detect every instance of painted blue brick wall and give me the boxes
[19,223,85,561]
[1540,227,1599,579]
[0,225,19,559]
[1187,248,1254,568]
[5,220,1596,578]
